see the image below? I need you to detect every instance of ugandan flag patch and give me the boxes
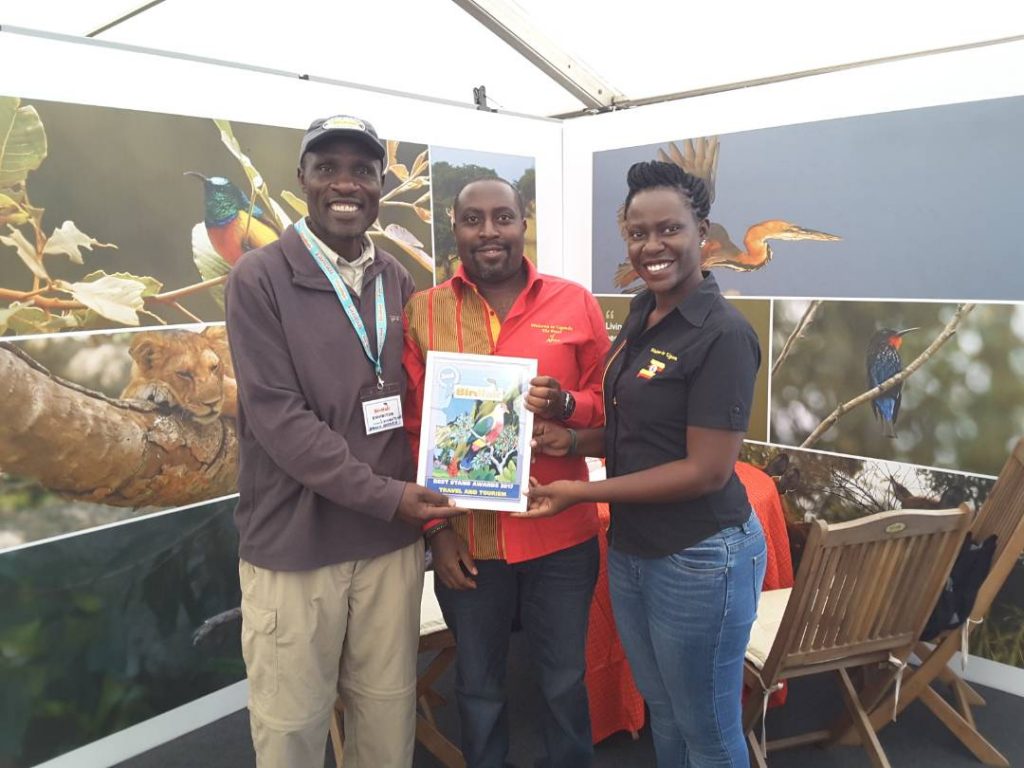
[637,359,666,380]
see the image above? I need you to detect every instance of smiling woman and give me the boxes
[622,163,711,329]
[527,160,765,767]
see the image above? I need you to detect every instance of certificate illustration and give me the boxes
[417,351,537,512]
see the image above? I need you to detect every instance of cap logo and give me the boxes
[323,116,366,132]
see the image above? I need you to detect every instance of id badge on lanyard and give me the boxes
[295,218,402,435]
[359,382,403,436]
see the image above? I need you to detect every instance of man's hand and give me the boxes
[526,375,563,420]
[395,483,467,527]
[532,420,571,457]
[430,528,478,590]
[512,477,581,518]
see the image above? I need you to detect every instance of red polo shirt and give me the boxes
[404,260,609,563]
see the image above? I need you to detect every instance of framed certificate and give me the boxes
[417,350,536,512]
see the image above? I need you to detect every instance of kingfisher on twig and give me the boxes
[185,173,279,266]
[866,327,917,438]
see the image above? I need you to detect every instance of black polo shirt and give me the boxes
[604,273,761,557]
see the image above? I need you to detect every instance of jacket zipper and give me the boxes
[602,339,628,473]
[603,339,627,408]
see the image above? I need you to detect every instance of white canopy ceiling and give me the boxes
[3,0,1023,117]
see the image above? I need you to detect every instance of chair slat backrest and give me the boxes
[761,507,971,685]
[968,438,1024,620]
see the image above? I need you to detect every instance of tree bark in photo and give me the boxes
[0,342,237,508]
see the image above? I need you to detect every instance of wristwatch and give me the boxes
[557,390,576,422]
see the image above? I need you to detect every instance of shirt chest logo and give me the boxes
[636,347,677,380]
[530,322,573,344]
[637,359,666,380]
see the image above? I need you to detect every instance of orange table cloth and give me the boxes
[734,462,794,592]
[585,504,646,743]
[735,461,794,708]
[584,462,793,743]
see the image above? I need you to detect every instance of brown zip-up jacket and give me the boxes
[226,225,420,570]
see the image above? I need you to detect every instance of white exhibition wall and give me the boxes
[2,26,1024,768]
[562,38,1024,289]
[0,29,565,276]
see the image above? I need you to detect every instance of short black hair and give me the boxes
[452,177,526,218]
[623,161,711,221]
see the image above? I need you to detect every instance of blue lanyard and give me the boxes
[295,218,387,386]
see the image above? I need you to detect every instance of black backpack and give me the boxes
[920,533,997,641]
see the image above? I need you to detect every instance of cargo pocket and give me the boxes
[241,601,278,700]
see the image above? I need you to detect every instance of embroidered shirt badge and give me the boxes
[637,359,666,380]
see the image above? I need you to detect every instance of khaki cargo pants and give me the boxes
[240,541,425,767]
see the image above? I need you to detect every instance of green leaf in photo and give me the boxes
[82,269,162,297]
[499,460,517,483]
[280,190,308,217]
[56,274,146,326]
[213,119,290,231]
[0,302,49,335]
[0,191,30,227]
[0,224,48,279]
[190,223,229,307]
[0,97,47,189]
[43,221,117,265]
[380,223,432,272]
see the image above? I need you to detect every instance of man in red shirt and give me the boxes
[404,177,609,767]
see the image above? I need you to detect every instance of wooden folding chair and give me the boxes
[743,507,971,768]
[329,571,465,767]
[852,438,1024,766]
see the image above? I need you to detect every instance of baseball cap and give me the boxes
[298,115,386,163]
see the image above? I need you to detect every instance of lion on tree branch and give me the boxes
[0,330,238,510]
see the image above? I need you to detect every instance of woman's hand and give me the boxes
[532,419,572,457]
[513,478,582,519]
[429,528,477,590]
[526,375,563,420]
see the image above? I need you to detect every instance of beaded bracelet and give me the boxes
[424,520,451,541]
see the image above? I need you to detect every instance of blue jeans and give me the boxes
[609,514,766,768]
[436,536,599,768]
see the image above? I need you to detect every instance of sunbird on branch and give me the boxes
[185,172,279,266]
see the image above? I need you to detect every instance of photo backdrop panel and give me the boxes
[740,443,1024,670]
[0,29,566,767]
[596,295,770,442]
[771,299,1024,476]
[740,444,995,523]
[0,498,242,767]
[429,146,536,284]
[590,95,1024,300]
[0,94,435,338]
[0,324,239,551]
[596,295,631,342]
[732,298,770,443]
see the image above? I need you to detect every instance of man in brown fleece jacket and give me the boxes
[226,115,463,768]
